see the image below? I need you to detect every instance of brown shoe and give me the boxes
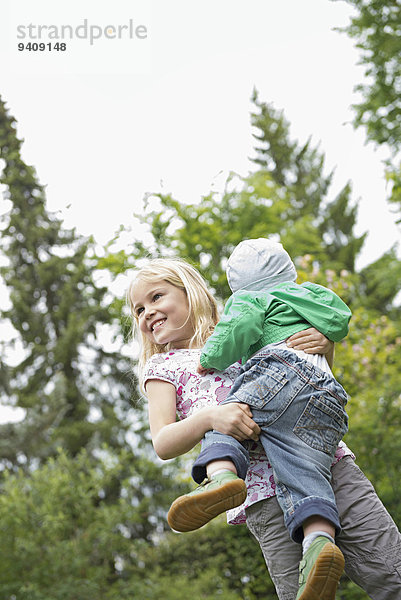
[296,537,344,600]
[167,472,247,532]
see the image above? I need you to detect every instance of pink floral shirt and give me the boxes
[143,348,354,525]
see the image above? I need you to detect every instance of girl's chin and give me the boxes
[152,333,171,345]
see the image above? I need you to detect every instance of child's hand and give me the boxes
[197,361,209,375]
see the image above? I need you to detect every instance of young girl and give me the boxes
[128,257,401,600]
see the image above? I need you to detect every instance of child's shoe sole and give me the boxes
[167,477,247,532]
[297,541,344,600]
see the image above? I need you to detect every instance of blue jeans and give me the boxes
[192,348,349,543]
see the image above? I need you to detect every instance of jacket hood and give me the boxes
[226,238,297,293]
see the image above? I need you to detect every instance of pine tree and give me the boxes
[336,0,401,221]
[0,98,191,592]
[336,0,401,151]
[250,90,367,273]
[0,96,134,467]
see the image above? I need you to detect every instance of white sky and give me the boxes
[0,0,400,422]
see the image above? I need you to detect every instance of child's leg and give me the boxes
[230,349,348,599]
[167,432,248,533]
[296,518,344,600]
[206,459,237,478]
[255,407,345,600]
[302,516,335,553]
[192,429,249,483]
[303,516,335,539]
[246,499,341,600]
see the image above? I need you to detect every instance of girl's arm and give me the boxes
[146,379,260,460]
[286,327,335,368]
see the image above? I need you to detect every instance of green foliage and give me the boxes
[1,84,401,598]
[0,447,274,599]
[0,96,197,596]
[335,307,401,523]
[359,247,401,315]
[0,449,139,599]
[250,91,367,273]
[386,161,401,222]
[335,0,401,152]
[0,96,136,467]
[0,446,199,599]
[106,97,367,301]
[250,90,331,214]
[335,0,401,220]
[318,183,367,272]
[131,171,318,299]
[337,579,371,600]
[131,518,277,600]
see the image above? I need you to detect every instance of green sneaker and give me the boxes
[296,536,344,600]
[167,472,247,533]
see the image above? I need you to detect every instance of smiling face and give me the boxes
[131,278,195,349]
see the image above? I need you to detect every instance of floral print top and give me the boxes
[143,348,354,525]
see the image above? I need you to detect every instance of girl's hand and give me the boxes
[286,327,334,367]
[286,327,333,355]
[211,403,260,442]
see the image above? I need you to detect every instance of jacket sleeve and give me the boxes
[271,282,352,342]
[200,292,266,371]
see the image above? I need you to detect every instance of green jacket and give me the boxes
[200,281,352,371]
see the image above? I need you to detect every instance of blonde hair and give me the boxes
[127,258,219,379]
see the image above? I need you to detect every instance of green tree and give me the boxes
[107,94,367,295]
[0,96,135,467]
[358,248,401,317]
[332,0,401,310]
[0,448,191,600]
[131,518,277,600]
[0,96,212,596]
[0,442,278,599]
[335,0,401,221]
[250,91,367,272]
[335,0,401,151]
[112,95,400,325]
